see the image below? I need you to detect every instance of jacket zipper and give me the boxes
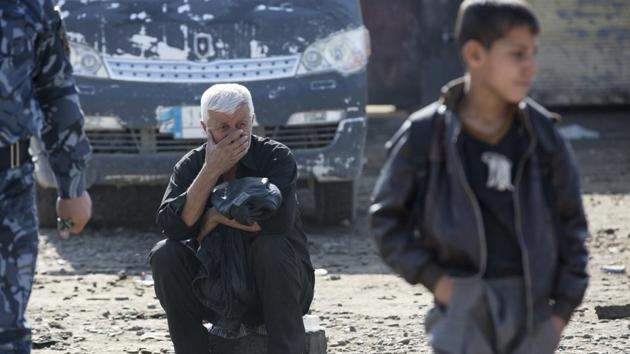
[450,114,488,277]
[513,110,537,333]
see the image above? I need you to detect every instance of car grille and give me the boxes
[87,130,202,154]
[87,124,338,154]
[103,55,301,83]
[263,124,338,150]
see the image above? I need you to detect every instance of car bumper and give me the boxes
[74,71,366,128]
[34,116,366,188]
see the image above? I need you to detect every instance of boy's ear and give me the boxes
[462,40,486,69]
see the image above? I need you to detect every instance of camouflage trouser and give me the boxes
[0,163,38,354]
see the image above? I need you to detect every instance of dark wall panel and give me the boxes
[362,0,463,109]
[361,0,423,108]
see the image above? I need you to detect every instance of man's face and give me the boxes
[201,104,253,146]
[473,26,538,103]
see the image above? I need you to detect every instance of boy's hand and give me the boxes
[551,315,566,336]
[433,275,454,306]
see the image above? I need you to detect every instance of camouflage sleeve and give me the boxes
[33,1,92,199]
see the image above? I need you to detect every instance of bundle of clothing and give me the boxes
[192,177,282,337]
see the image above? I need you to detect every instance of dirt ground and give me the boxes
[29,108,630,353]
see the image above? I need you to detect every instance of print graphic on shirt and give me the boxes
[481,152,514,192]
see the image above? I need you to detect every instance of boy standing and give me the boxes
[369,1,589,353]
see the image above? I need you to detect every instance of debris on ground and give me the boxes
[600,265,626,274]
[595,304,630,320]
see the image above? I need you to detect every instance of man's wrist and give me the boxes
[200,164,220,182]
[56,173,86,199]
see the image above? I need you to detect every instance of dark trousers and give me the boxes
[149,234,314,354]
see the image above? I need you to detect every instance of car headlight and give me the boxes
[69,41,110,79]
[287,110,346,125]
[297,26,370,76]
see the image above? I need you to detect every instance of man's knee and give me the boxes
[250,236,296,273]
[149,239,190,274]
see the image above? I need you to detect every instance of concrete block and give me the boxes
[208,316,327,354]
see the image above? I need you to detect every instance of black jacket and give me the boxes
[369,79,589,326]
[193,177,284,336]
[156,135,313,271]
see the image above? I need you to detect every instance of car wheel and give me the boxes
[314,180,356,224]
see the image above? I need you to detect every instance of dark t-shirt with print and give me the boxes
[458,119,528,278]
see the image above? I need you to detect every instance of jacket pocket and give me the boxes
[512,317,561,354]
[425,277,495,354]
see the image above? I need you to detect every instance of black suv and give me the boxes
[37,0,370,222]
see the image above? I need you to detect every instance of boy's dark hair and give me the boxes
[455,0,540,49]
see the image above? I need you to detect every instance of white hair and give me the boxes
[200,83,255,122]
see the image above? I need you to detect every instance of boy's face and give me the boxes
[467,26,538,103]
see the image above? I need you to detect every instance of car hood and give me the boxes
[58,0,362,61]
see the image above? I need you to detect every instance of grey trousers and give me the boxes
[424,277,561,354]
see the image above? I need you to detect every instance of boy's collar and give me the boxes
[439,77,467,111]
[438,77,524,122]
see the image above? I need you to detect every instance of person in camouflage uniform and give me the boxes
[0,1,92,352]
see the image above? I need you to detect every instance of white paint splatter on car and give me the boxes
[250,40,269,58]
